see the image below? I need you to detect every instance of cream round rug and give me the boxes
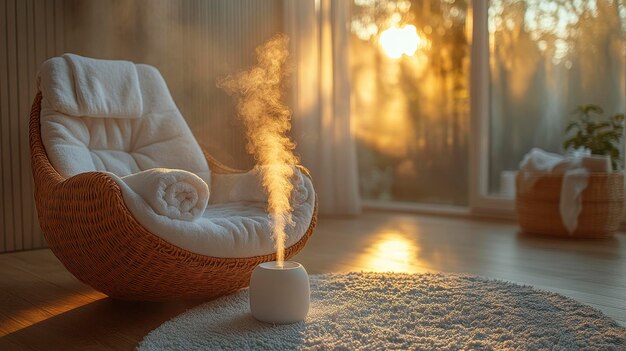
[138,273,626,350]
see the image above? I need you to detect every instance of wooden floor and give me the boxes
[1,212,625,350]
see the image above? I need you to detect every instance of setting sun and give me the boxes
[379,24,423,58]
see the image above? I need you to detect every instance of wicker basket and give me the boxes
[515,172,624,238]
[29,92,317,301]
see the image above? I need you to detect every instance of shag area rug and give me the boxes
[138,273,626,350]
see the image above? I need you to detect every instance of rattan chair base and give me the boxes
[30,92,317,301]
[515,172,624,239]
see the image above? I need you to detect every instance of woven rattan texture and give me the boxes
[516,173,624,238]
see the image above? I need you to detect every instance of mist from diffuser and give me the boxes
[379,24,421,59]
[218,34,298,268]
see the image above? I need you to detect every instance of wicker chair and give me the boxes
[29,92,317,301]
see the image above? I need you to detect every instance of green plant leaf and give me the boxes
[600,131,621,142]
[565,121,580,133]
[563,104,623,164]
[582,104,604,115]
[595,121,612,130]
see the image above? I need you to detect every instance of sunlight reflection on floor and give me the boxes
[357,230,430,273]
[0,291,105,336]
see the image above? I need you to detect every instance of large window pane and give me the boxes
[351,0,470,206]
[489,0,626,195]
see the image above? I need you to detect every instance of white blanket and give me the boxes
[38,54,316,258]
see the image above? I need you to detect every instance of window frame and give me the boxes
[363,0,517,218]
[362,0,624,219]
[468,0,516,217]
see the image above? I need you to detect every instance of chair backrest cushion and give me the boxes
[38,54,210,183]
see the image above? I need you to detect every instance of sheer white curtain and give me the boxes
[284,0,361,215]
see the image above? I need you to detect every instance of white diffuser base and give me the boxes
[249,261,310,324]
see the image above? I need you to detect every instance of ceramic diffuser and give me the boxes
[249,261,310,324]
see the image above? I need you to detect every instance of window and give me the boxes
[350,0,626,213]
[351,0,471,206]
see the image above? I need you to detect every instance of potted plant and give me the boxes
[562,104,624,171]
[516,104,624,238]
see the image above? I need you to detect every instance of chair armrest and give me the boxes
[209,165,312,204]
[54,171,122,198]
[31,170,151,264]
[199,146,247,174]
[197,143,313,181]
[35,171,128,227]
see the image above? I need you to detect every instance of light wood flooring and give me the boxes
[1,211,625,350]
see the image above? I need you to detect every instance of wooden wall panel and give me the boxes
[0,0,65,252]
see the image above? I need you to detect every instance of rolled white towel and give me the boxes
[120,168,209,221]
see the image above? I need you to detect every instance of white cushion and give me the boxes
[40,56,210,182]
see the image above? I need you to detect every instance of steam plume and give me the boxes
[218,34,298,267]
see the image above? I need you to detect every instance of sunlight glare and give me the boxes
[1,291,105,336]
[379,25,422,59]
[362,231,425,273]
